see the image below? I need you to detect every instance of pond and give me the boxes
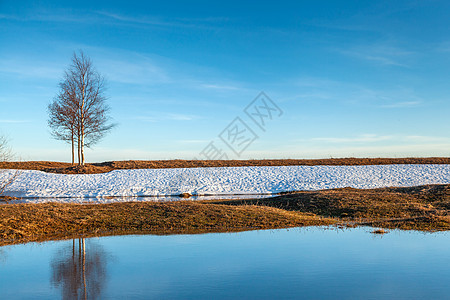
[1,227,449,299]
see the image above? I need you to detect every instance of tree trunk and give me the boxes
[80,77,85,166]
[71,129,75,165]
[80,112,85,166]
[81,132,85,166]
[77,130,82,166]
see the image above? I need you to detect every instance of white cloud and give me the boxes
[96,11,229,30]
[290,76,428,108]
[75,45,249,91]
[96,11,176,27]
[309,134,450,145]
[0,119,31,124]
[167,114,196,121]
[176,139,209,144]
[312,134,393,143]
[132,113,199,122]
[97,57,170,85]
[404,136,450,143]
[0,58,62,79]
[436,41,450,53]
[272,140,450,159]
[198,84,242,91]
[337,44,414,67]
[380,101,421,108]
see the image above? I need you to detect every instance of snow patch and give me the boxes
[1,164,449,203]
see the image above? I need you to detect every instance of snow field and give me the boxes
[1,164,449,202]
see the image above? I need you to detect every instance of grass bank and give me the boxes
[0,201,333,246]
[209,184,450,231]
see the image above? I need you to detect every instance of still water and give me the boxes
[1,227,449,299]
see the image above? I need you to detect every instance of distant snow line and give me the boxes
[1,164,449,202]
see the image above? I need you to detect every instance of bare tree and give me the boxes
[48,51,114,165]
[0,135,18,197]
[48,90,77,164]
[0,135,12,163]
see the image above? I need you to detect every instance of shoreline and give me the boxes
[1,184,448,246]
[0,201,335,246]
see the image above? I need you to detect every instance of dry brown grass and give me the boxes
[1,157,449,174]
[209,184,450,231]
[0,201,334,246]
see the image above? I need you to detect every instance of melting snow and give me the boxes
[1,164,449,203]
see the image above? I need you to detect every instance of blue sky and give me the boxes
[1,0,450,162]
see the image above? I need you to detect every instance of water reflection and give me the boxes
[51,238,108,299]
[0,247,6,264]
[1,227,450,299]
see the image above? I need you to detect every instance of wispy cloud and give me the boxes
[198,83,242,91]
[307,2,425,35]
[404,135,450,143]
[285,143,450,159]
[380,101,421,108]
[133,113,199,122]
[0,119,31,124]
[294,77,341,88]
[286,134,450,159]
[167,113,197,121]
[0,10,98,23]
[191,82,255,95]
[96,11,178,27]
[290,76,425,108]
[337,44,414,67]
[308,134,450,146]
[96,57,170,85]
[76,45,250,91]
[176,139,209,144]
[312,134,393,143]
[96,11,229,29]
[0,14,18,21]
[435,41,450,53]
[0,58,62,79]
[2,9,229,30]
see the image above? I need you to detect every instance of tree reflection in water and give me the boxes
[0,247,6,264]
[51,238,108,299]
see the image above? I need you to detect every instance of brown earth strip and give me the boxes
[1,157,449,174]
